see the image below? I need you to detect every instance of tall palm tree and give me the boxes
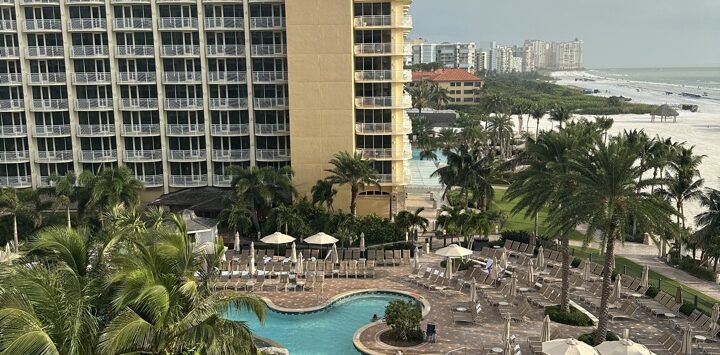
[657,146,705,230]
[429,83,450,109]
[594,116,614,143]
[512,98,532,134]
[408,81,434,116]
[219,202,254,237]
[0,188,41,252]
[271,204,308,235]
[48,171,77,228]
[325,151,379,216]
[530,104,546,139]
[395,208,429,239]
[81,167,144,216]
[229,166,296,231]
[481,93,510,130]
[548,105,572,130]
[487,114,515,158]
[310,179,337,210]
[695,188,720,270]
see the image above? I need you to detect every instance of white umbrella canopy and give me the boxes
[681,325,692,355]
[331,243,339,263]
[542,338,599,355]
[538,246,545,268]
[305,232,339,245]
[234,232,240,252]
[435,243,473,258]
[613,274,622,301]
[640,264,649,289]
[296,252,304,274]
[540,315,551,342]
[529,259,536,284]
[445,257,454,279]
[291,242,297,263]
[261,232,295,245]
[595,339,653,355]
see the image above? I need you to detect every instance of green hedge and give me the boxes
[578,331,619,345]
[440,259,480,271]
[646,286,660,298]
[544,305,593,326]
[679,302,696,316]
[679,257,717,282]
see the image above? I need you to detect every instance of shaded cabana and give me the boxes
[650,104,680,123]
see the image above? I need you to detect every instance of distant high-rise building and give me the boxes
[476,51,489,72]
[548,39,584,70]
[524,40,550,69]
[411,41,477,72]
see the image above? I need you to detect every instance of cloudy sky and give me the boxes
[409,0,720,69]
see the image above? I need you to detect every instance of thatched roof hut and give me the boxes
[651,104,680,123]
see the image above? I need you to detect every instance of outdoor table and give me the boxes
[491,347,503,353]
[630,293,643,298]
[518,287,530,293]
[454,307,468,312]
[497,301,510,307]
[695,335,707,348]
[664,313,676,318]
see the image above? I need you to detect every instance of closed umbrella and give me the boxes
[445,257,454,279]
[503,315,511,343]
[509,273,517,297]
[712,303,720,335]
[583,261,591,282]
[359,232,366,252]
[331,243,339,264]
[470,278,477,303]
[405,231,409,241]
[234,232,240,252]
[595,339,653,355]
[249,251,257,275]
[542,338,599,355]
[540,315,551,342]
[250,242,255,260]
[291,242,297,263]
[640,264,649,289]
[435,243,473,258]
[538,246,545,268]
[296,252,304,274]
[500,248,508,270]
[413,246,420,272]
[676,286,683,305]
[529,259,536,284]
[613,274,622,301]
[489,257,499,280]
[504,336,513,355]
[681,325,692,355]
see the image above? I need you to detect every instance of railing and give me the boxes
[355,96,412,109]
[116,45,154,57]
[354,69,412,82]
[353,15,413,28]
[209,98,248,110]
[71,45,109,58]
[354,43,410,56]
[32,99,69,111]
[0,125,27,137]
[254,123,289,135]
[77,124,115,136]
[0,73,22,85]
[80,150,117,162]
[356,148,393,159]
[248,17,285,29]
[355,122,392,134]
[211,124,248,136]
[170,174,207,187]
[160,45,200,56]
[0,150,29,162]
[164,98,203,110]
[118,72,156,83]
[213,175,233,187]
[208,71,247,83]
[37,150,73,162]
[21,0,59,4]
[250,44,286,56]
[0,176,32,188]
[23,19,61,31]
[72,72,111,84]
[119,98,158,110]
[111,0,150,3]
[376,174,393,183]
[67,18,106,31]
[34,124,71,136]
[166,124,205,135]
[256,149,290,161]
[134,175,163,187]
[212,149,250,161]
[158,17,198,29]
[0,99,23,110]
[252,71,288,83]
[168,150,206,161]
[0,0,12,4]
[204,17,243,29]
[113,18,152,30]
[0,20,16,31]
[122,123,160,135]
[75,98,113,110]
[27,46,64,57]
[28,72,66,84]
[162,71,202,83]
[206,44,244,56]
[0,47,19,57]
[124,149,162,161]
[253,97,288,109]
[66,0,104,3]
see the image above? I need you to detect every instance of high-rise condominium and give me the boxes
[0,0,413,216]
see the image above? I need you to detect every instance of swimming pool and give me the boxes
[225,292,418,355]
[411,148,447,162]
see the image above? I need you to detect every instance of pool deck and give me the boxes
[240,252,687,355]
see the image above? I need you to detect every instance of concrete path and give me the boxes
[620,253,720,300]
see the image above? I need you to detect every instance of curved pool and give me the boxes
[225,292,418,355]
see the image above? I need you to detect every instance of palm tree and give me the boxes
[695,188,720,270]
[657,146,705,230]
[512,98,532,134]
[48,172,77,228]
[481,93,510,130]
[408,81,434,116]
[429,83,450,109]
[219,202,254,237]
[271,204,308,235]
[325,151,379,216]
[418,143,438,161]
[0,188,41,252]
[548,105,572,130]
[529,104,546,139]
[594,116,614,143]
[311,179,337,210]
[487,114,515,158]
[229,166,296,232]
[81,167,144,215]
[395,208,429,240]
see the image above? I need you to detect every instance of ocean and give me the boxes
[588,67,720,91]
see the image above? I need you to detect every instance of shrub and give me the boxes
[679,257,717,282]
[500,230,533,244]
[384,300,423,341]
[679,302,696,316]
[646,286,659,298]
[571,258,583,268]
[578,331,619,345]
[544,305,593,326]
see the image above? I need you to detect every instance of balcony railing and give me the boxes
[75,98,113,110]
[0,73,22,85]
[254,123,289,135]
[0,99,23,110]
[135,175,163,187]
[354,43,410,56]
[166,124,204,135]
[71,45,109,58]
[68,18,106,31]
[170,174,207,187]
[210,124,248,136]
[165,98,203,110]
[256,149,290,161]
[118,72,156,84]
[21,0,60,4]
[23,19,61,31]
[119,98,158,110]
[251,44,286,56]
[354,69,412,82]
[160,45,200,57]
[66,0,104,3]
[354,95,412,109]
[353,15,412,28]
[253,97,288,109]
[37,150,73,162]
[376,174,393,183]
[0,176,32,188]
[72,72,111,84]
[213,175,233,187]
[28,72,66,84]
[77,124,115,136]
[355,122,392,134]
[110,0,150,3]
[208,71,246,83]
[27,46,64,57]
[248,16,285,29]
[113,18,152,30]
[0,47,19,58]
[158,17,198,29]
[162,71,202,83]
[209,98,248,110]
[124,149,162,162]
[79,150,117,162]
[206,44,244,57]
[0,125,27,137]
[212,149,250,161]
[0,150,30,162]
[32,99,69,111]
[204,17,243,29]
[0,20,16,31]
[168,150,206,161]
[356,148,392,159]
[34,124,71,137]
[252,71,288,83]
[122,123,160,135]
[116,45,154,57]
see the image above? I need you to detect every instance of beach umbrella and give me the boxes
[435,243,473,258]
[595,339,653,355]
[537,246,545,267]
[291,242,297,263]
[622,329,629,340]
[226,259,233,277]
[413,246,420,272]
[445,257,454,279]
[221,246,227,262]
[296,252,304,274]
[503,315,511,343]
[261,232,296,256]
[234,232,240,252]
[331,243,339,264]
[489,257,499,280]
[509,273,517,297]
[540,315,551,342]
[470,278,477,303]
[249,251,257,276]
[250,242,255,259]
[712,303,720,335]
[676,286,683,304]
[583,261,591,282]
[613,274,622,301]
[542,338,599,355]
[640,264,649,289]
[359,232,366,252]
[305,232,339,259]
[528,259,536,284]
[681,325,692,355]
[500,248,508,270]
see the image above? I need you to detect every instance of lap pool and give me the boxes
[225,292,418,355]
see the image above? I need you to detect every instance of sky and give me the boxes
[409,0,720,69]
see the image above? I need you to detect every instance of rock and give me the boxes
[258,347,289,355]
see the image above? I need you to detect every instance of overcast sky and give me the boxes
[409,0,720,69]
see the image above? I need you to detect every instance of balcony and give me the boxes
[0,0,11,4]
[27,46,64,58]
[118,72,156,84]
[34,124,71,137]
[160,45,200,57]
[28,72,66,85]
[0,73,22,85]
[356,148,392,160]
[162,71,202,84]
[212,149,250,162]
[79,150,117,163]
[0,99,23,111]
[209,98,248,110]
[116,45,154,57]
[355,122,392,134]
[124,149,161,162]
[135,175,163,187]
[111,0,150,3]
[0,150,30,163]
[376,174,393,184]
[68,18,107,31]
[210,124,248,136]
[204,17,243,29]
[157,0,194,3]
[77,124,115,137]
[0,20,16,31]
[0,125,27,137]
[76,98,113,111]
[354,69,412,82]
[0,47,19,58]
[251,44,286,57]
[248,17,285,29]
[20,0,59,4]
[71,45,109,58]
[0,176,32,188]
[166,123,204,136]
[31,99,69,111]
[354,43,410,56]
[208,71,246,84]
[254,123,289,136]
[158,17,198,30]
[256,149,290,161]
[122,123,160,136]
[354,95,412,109]
[170,174,207,187]
[23,19,61,32]
[168,149,206,161]
[253,97,288,109]
[119,98,158,110]
[113,18,152,30]
[353,15,412,29]
[165,98,203,110]
[72,72,111,84]
[206,44,244,57]
[252,71,288,83]
[213,175,233,187]
[66,0,104,3]
[37,150,73,163]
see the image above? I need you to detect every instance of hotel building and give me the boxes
[0,0,413,216]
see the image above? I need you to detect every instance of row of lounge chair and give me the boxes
[214,272,330,292]
[235,248,412,266]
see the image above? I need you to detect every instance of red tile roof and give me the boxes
[412,69,482,82]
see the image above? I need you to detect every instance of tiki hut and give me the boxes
[651,104,679,123]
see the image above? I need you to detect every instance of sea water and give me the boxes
[589,67,720,91]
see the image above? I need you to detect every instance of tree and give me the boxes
[548,105,572,130]
[271,204,308,236]
[487,114,515,159]
[229,166,296,232]
[408,81,434,116]
[48,172,77,228]
[429,83,450,110]
[694,188,720,270]
[0,188,41,252]
[311,179,337,210]
[657,146,704,230]
[384,300,422,341]
[530,104,546,139]
[325,151,379,216]
[395,208,429,240]
[512,98,532,134]
[80,167,143,217]
[594,116,614,143]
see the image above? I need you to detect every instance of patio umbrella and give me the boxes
[712,303,720,335]
[583,261,591,282]
[405,231,409,241]
[595,339,653,355]
[435,243,473,258]
[359,232,366,252]
[413,246,420,272]
[470,278,477,303]
[538,246,545,268]
[306,232,339,258]
[221,246,227,262]
[234,232,240,252]
[528,259,536,284]
[489,257,499,280]
[509,273,517,297]
[503,315,511,343]
[640,264,649,289]
[296,252,304,274]
[504,336,513,355]
[500,248,508,270]
[331,243,339,264]
[291,242,297,263]
[542,338,599,355]
[676,286,683,304]
[540,315,551,342]
[681,325,692,355]
[249,251,257,275]
[226,259,233,277]
[613,274,622,301]
[261,232,296,256]
[445,257,454,279]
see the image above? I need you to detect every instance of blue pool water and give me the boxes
[226,292,416,355]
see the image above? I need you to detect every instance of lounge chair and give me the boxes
[367,260,376,278]
[452,303,482,323]
[276,273,289,291]
[609,300,639,320]
[304,273,315,291]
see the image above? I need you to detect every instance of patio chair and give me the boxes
[377,250,386,265]
[385,250,395,266]
[276,273,289,291]
[367,260,376,278]
[351,249,361,260]
[303,273,315,291]
[367,249,377,261]
[402,249,411,265]
[310,249,319,260]
[357,260,367,278]
[418,270,441,288]
[393,250,402,265]
[349,260,358,278]
[672,309,703,329]
[609,300,639,321]
[252,274,265,291]
[452,303,482,324]
[213,275,231,291]
[316,274,325,293]
[338,260,347,278]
